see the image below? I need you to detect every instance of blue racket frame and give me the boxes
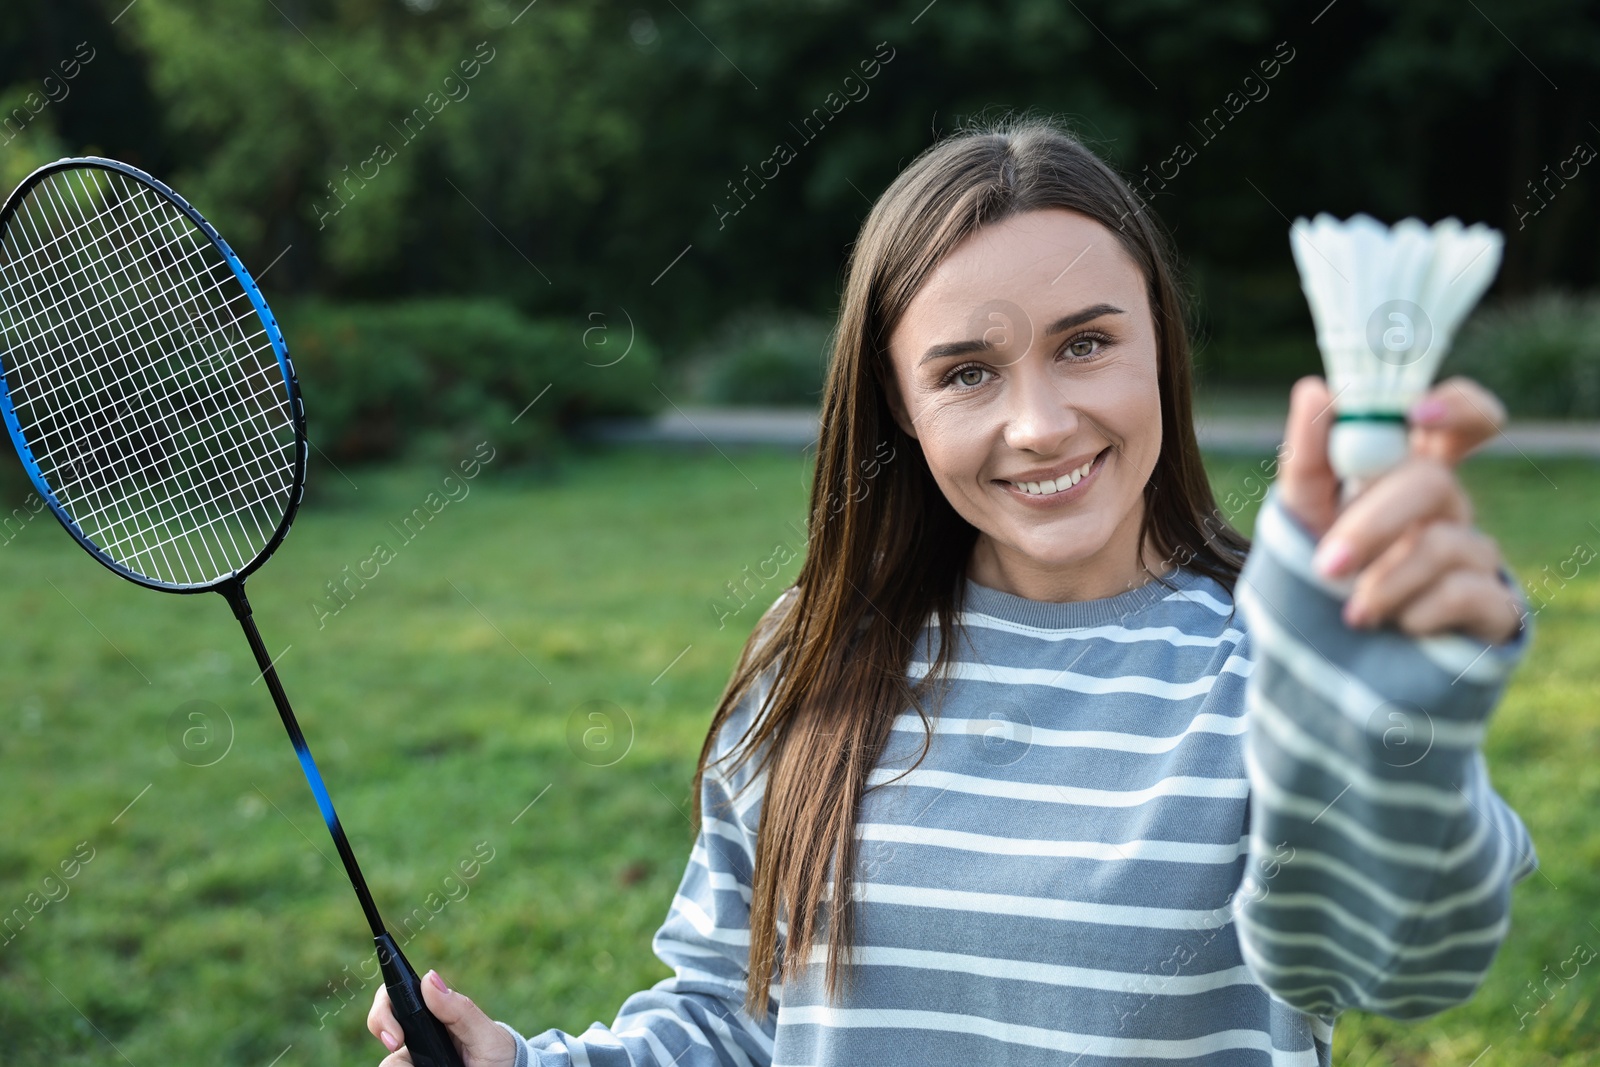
[0,155,308,594]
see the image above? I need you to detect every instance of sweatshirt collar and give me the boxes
[959,565,1204,630]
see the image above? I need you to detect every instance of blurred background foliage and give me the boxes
[678,306,835,406]
[1,0,1597,430]
[1449,292,1600,418]
[284,298,660,469]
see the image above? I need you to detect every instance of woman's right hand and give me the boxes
[367,969,518,1067]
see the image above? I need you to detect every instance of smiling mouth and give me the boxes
[996,447,1110,497]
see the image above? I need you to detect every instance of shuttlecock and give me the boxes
[1289,212,1503,487]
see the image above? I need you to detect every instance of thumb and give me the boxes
[418,970,513,1066]
[1273,375,1341,539]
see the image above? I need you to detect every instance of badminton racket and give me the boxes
[0,157,464,1067]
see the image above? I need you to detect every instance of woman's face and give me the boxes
[883,207,1165,602]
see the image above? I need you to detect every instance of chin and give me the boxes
[1006,523,1113,567]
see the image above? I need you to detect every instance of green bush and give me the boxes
[283,297,663,465]
[1445,291,1600,418]
[686,308,835,406]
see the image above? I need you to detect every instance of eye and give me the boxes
[940,363,992,390]
[1062,330,1113,360]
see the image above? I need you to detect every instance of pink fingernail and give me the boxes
[1409,397,1447,424]
[1314,539,1352,578]
[381,1030,399,1052]
[429,970,449,994]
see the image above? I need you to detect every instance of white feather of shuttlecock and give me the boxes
[1289,212,1503,482]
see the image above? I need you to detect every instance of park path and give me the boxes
[579,406,1600,457]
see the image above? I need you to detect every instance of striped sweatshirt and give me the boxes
[496,484,1538,1066]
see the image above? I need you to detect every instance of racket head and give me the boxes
[0,157,307,593]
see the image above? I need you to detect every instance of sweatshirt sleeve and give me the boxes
[1230,483,1538,1021]
[494,665,782,1067]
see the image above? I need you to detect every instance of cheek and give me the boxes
[920,428,984,495]
[1099,361,1163,462]
[906,394,988,475]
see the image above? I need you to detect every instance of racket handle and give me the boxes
[375,933,466,1067]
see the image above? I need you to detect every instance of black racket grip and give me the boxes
[376,933,466,1067]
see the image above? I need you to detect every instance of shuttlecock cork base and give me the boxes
[1289,212,1503,496]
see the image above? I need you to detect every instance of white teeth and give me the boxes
[1011,454,1099,495]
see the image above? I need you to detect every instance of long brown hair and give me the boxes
[689,113,1251,1021]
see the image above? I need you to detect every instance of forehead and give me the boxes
[894,208,1147,344]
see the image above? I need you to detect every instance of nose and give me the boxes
[1001,359,1079,454]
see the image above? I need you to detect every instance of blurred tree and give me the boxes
[1,0,1594,379]
[0,0,167,169]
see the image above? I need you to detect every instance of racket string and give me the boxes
[17,207,288,549]
[35,352,280,505]
[0,184,210,580]
[22,316,276,484]
[12,174,259,582]
[8,174,216,584]
[0,165,299,587]
[107,175,296,549]
[100,455,307,566]
[11,178,223,434]
[83,390,294,558]
[74,175,290,579]
[13,288,270,477]
[106,181,293,572]
[0,185,180,304]
[66,382,284,543]
[13,176,264,436]
[0,193,209,346]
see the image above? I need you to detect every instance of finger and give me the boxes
[1345,522,1502,628]
[368,984,402,1050]
[1312,456,1470,579]
[419,970,517,1065]
[1393,569,1525,644]
[1406,376,1506,466]
[1274,375,1342,538]
[379,1051,414,1067]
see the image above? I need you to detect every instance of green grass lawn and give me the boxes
[0,445,1594,1065]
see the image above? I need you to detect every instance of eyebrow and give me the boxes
[918,303,1126,366]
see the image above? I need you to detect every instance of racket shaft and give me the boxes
[227,583,461,1063]
[225,582,388,935]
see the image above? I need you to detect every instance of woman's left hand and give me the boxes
[1274,374,1525,645]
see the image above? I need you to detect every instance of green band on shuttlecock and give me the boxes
[1333,411,1407,424]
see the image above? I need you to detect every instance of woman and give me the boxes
[370,115,1536,1067]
